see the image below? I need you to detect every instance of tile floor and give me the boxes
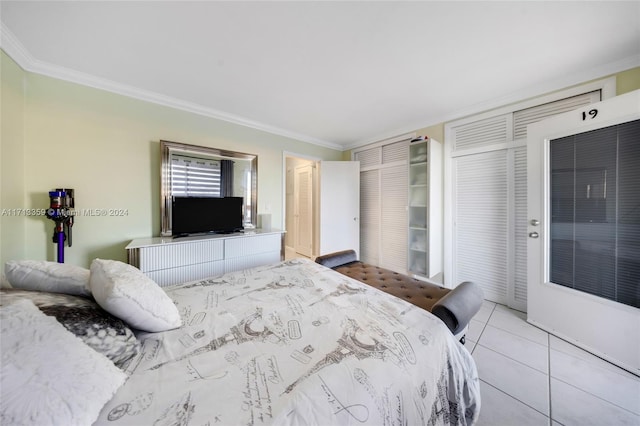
[466,300,640,426]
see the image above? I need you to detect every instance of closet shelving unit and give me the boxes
[408,137,443,282]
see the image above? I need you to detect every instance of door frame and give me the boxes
[283,152,321,257]
[293,163,314,257]
[527,90,640,374]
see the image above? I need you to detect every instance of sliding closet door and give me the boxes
[355,139,409,273]
[360,169,380,265]
[380,142,408,272]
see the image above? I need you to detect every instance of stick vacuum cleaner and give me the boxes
[45,188,75,263]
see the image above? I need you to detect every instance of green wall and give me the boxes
[1,50,27,265]
[0,51,342,267]
[615,67,640,95]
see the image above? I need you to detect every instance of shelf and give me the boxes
[409,165,428,186]
[409,187,427,206]
[409,143,428,164]
[407,138,442,281]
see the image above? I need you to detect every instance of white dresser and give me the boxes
[126,230,284,287]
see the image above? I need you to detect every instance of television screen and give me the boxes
[172,196,244,236]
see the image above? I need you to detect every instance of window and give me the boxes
[170,154,222,197]
[550,120,640,308]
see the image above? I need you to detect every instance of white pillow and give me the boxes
[4,260,91,297]
[0,299,127,426]
[89,259,182,332]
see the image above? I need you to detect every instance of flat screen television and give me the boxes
[172,196,244,236]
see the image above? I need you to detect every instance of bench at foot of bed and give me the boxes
[315,249,484,342]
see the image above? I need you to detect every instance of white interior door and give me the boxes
[527,91,640,374]
[294,164,313,257]
[318,161,360,257]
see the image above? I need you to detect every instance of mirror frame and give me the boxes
[160,140,258,236]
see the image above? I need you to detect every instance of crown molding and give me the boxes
[433,54,640,126]
[3,21,638,153]
[0,22,345,152]
[347,53,640,151]
[1,21,34,68]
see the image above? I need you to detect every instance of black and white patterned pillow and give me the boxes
[0,289,140,369]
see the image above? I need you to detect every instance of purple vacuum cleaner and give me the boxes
[45,188,75,263]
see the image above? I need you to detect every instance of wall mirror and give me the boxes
[160,140,257,236]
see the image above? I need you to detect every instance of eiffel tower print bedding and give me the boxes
[96,258,481,425]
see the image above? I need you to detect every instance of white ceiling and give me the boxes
[1,1,639,150]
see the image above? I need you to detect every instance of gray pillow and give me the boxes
[0,289,140,369]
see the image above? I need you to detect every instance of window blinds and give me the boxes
[550,119,640,309]
[170,154,221,197]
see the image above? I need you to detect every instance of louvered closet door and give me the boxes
[356,140,409,271]
[454,150,509,303]
[453,146,527,308]
[512,146,528,308]
[449,90,600,310]
[359,170,380,265]
[511,91,600,309]
[450,113,510,305]
[380,142,409,272]
[380,165,408,272]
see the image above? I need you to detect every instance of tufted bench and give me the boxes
[315,249,484,340]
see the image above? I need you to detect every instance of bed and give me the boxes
[1,257,480,425]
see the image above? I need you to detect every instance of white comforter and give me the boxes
[96,258,480,425]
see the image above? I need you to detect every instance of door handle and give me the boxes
[529,232,539,239]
